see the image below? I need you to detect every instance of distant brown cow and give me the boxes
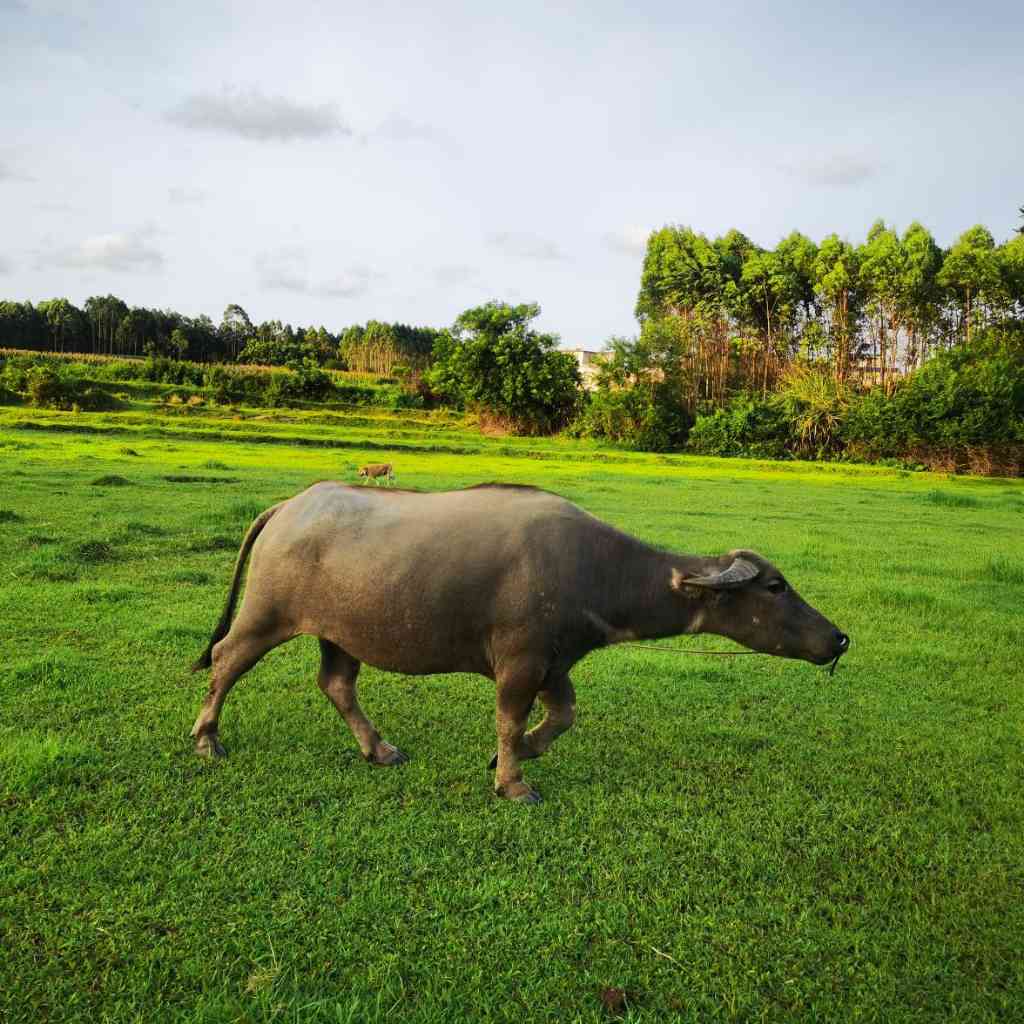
[357,463,394,486]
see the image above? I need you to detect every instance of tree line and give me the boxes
[0,296,440,375]
[633,219,1024,407]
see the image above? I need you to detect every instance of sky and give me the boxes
[2,0,1022,348]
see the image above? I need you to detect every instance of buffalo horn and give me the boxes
[680,557,760,589]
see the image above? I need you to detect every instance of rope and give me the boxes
[623,642,845,676]
[621,642,761,656]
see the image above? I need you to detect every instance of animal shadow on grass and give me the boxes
[0,509,24,523]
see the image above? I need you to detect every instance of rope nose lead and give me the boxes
[623,641,847,676]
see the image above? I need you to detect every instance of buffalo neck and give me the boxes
[588,527,709,642]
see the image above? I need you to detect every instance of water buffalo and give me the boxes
[357,463,395,485]
[191,482,849,803]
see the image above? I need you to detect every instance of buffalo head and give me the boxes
[672,549,849,666]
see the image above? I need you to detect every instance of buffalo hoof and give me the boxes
[195,734,227,759]
[367,742,409,767]
[495,782,542,804]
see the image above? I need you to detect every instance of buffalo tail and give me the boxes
[190,502,283,672]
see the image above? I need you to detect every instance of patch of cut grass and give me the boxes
[114,521,167,539]
[922,488,981,508]
[984,556,1024,585]
[73,585,136,604]
[187,534,237,552]
[23,549,78,582]
[6,650,91,691]
[0,732,102,795]
[171,569,212,585]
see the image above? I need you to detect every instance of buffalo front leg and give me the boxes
[488,674,576,770]
[318,639,408,766]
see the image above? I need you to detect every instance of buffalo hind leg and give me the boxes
[191,624,286,757]
[493,661,549,804]
[488,674,576,771]
[318,639,408,766]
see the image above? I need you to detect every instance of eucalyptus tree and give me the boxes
[774,230,819,353]
[937,225,1002,344]
[812,235,861,379]
[635,226,735,404]
[897,222,944,366]
[219,304,253,360]
[0,300,47,350]
[997,234,1024,319]
[36,298,86,354]
[115,306,160,357]
[857,221,906,389]
[737,241,812,393]
[84,295,129,355]
[635,225,726,321]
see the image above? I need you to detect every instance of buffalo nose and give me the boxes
[834,631,850,652]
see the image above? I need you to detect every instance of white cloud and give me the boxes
[46,226,165,272]
[602,225,650,256]
[0,157,34,183]
[487,232,565,262]
[168,185,209,205]
[363,114,460,156]
[432,264,477,287]
[786,152,879,187]
[166,88,350,142]
[255,248,381,299]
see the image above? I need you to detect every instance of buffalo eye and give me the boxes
[765,579,788,595]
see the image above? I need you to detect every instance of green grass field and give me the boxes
[2,407,1023,1023]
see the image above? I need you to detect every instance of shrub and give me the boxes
[26,366,79,409]
[687,395,793,458]
[427,303,581,434]
[844,328,1024,457]
[775,365,853,456]
[569,386,690,451]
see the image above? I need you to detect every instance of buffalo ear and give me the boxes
[672,557,760,590]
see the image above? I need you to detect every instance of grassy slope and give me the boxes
[1,414,1023,1023]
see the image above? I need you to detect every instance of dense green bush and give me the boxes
[23,365,120,411]
[569,386,690,451]
[843,329,1024,457]
[686,395,793,458]
[263,360,334,407]
[428,303,580,434]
